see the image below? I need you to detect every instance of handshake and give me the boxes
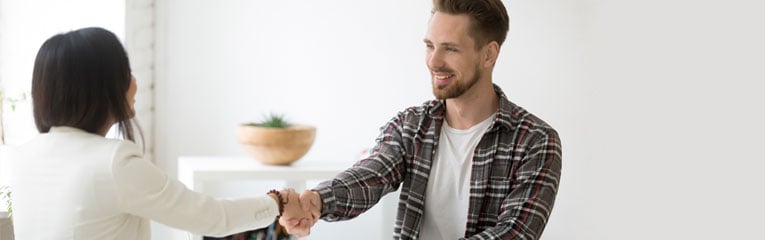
[269,189,323,237]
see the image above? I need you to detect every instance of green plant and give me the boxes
[0,185,11,216]
[247,113,291,128]
[1,89,28,144]
[0,90,27,112]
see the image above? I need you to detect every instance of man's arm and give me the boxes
[467,129,562,240]
[281,112,411,236]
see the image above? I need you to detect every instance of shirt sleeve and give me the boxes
[467,128,562,240]
[110,141,279,237]
[314,112,408,221]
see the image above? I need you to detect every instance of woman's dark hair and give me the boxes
[31,27,138,142]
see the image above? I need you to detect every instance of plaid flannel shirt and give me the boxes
[316,84,562,240]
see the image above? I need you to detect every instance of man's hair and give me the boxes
[432,0,510,50]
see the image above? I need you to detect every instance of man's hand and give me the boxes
[280,189,308,219]
[279,189,322,237]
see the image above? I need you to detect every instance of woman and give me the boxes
[8,27,307,239]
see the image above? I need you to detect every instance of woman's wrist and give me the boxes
[267,189,286,218]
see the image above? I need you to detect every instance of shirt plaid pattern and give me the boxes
[316,84,562,240]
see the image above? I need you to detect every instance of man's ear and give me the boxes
[483,41,500,68]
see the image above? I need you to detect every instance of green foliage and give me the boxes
[0,185,11,216]
[248,113,291,128]
[0,90,27,112]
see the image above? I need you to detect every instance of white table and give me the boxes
[176,156,397,240]
[176,156,351,239]
[178,156,350,194]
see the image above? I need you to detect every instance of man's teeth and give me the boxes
[435,74,452,80]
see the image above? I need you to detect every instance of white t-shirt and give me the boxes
[420,113,496,239]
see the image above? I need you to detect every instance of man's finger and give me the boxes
[299,190,313,212]
[302,190,321,220]
[279,218,300,228]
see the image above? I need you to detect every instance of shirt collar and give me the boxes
[49,126,88,133]
[427,84,516,131]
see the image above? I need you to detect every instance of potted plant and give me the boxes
[0,185,12,240]
[0,186,10,216]
[236,114,316,165]
[0,90,27,144]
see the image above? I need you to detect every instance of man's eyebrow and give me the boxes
[423,39,459,47]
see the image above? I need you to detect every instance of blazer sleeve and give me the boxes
[110,141,279,237]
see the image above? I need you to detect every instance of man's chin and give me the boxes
[432,89,452,100]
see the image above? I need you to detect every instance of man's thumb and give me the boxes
[300,190,313,211]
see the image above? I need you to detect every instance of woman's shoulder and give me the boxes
[11,129,142,164]
[106,138,143,161]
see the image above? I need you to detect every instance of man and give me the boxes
[282,0,562,239]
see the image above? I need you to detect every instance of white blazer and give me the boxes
[7,126,279,239]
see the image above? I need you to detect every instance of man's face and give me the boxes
[424,12,484,100]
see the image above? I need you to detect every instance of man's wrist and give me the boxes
[313,188,333,215]
[311,190,323,211]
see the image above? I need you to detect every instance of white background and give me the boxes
[2,0,764,239]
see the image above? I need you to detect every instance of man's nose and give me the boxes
[427,50,445,70]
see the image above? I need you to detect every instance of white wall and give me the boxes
[154,1,433,239]
[569,0,765,239]
[154,0,433,174]
[154,0,764,239]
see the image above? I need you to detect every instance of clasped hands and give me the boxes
[274,189,322,237]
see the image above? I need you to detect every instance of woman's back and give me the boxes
[9,126,149,239]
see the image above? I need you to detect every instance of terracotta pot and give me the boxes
[236,124,316,165]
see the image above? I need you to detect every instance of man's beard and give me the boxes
[432,64,482,100]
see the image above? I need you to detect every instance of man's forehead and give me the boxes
[428,13,474,38]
